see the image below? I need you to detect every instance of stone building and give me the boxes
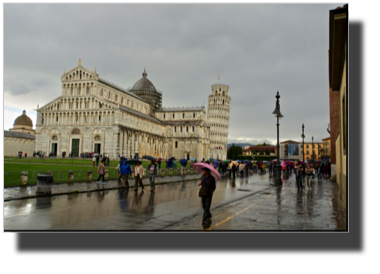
[35,60,216,160]
[329,4,347,209]
[207,84,231,160]
[4,110,35,157]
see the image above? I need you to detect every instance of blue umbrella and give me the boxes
[169,157,175,161]
[180,159,188,167]
[236,160,241,162]
[191,158,196,161]
[173,160,178,168]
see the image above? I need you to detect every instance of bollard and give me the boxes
[104,170,109,181]
[21,171,28,185]
[68,170,74,182]
[87,170,92,182]
[169,169,173,175]
[161,169,165,177]
[36,173,53,194]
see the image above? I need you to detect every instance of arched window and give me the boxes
[52,135,58,141]
[163,114,166,119]
[223,100,224,105]
[173,114,175,118]
[180,127,183,132]
[193,113,195,118]
[94,135,101,141]
[175,141,178,148]
[182,113,185,118]
[77,86,81,95]
[174,127,176,132]
[222,91,225,96]
[70,87,73,95]
[192,126,194,132]
[86,86,89,95]
[72,129,80,134]
[186,127,188,132]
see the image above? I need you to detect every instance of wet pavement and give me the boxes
[4,173,202,201]
[4,172,346,231]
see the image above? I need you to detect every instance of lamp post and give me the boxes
[301,124,305,161]
[272,91,283,185]
[312,136,314,161]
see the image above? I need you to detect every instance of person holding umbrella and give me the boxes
[191,163,220,225]
[294,160,304,192]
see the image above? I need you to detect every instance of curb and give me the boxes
[4,176,202,202]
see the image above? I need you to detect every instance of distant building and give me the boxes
[321,137,331,162]
[4,110,35,157]
[243,145,277,156]
[279,140,323,161]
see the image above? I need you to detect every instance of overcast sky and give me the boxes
[4,3,342,145]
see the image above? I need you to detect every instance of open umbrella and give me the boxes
[158,158,162,163]
[192,163,221,182]
[179,159,188,167]
[281,162,287,167]
[169,157,175,161]
[236,160,241,162]
[191,158,196,161]
[142,155,157,162]
[126,159,141,166]
[222,159,230,163]
[173,160,177,168]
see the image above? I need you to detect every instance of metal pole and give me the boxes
[275,115,282,185]
[312,136,314,161]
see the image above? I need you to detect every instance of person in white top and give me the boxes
[134,161,145,191]
[92,155,96,167]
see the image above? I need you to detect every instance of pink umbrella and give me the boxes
[281,162,287,167]
[192,163,221,182]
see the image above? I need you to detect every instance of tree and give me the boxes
[227,144,243,159]
[265,149,270,155]
[263,142,267,146]
[252,150,257,155]
[259,150,264,156]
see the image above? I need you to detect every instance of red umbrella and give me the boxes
[192,163,221,182]
[158,158,162,162]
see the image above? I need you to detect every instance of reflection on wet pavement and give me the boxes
[4,172,346,231]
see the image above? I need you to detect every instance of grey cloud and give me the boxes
[4,3,342,141]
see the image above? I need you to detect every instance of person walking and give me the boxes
[116,158,123,182]
[96,158,106,185]
[231,163,237,178]
[133,161,145,191]
[294,160,304,192]
[305,162,314,191]
[120,158,132,189]
[96,155,99,166]
[92,155,96,167]
[147,160,158,192]
[198,167,216,224]
[316,163,322,182]
[269,162,273,176]
[239,162,245,177]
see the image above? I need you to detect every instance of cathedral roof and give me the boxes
[130,70,157,92]
[4,130,35,139]
[156,106,204,112]
[14,110,33,128]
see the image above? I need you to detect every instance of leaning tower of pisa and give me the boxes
[206,83,231,160]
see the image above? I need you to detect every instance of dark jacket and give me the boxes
[200,175,216,196]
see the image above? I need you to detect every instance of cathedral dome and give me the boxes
[14,110,33,128]
[130,69,157,92]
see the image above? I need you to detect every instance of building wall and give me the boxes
[4,137,35,157]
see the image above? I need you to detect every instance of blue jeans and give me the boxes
[149,175,156,189]
[317,172,322,181]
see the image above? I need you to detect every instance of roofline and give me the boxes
[98,78,148,104]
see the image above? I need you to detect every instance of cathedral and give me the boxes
[35,60,231,160]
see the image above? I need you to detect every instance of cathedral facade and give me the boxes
[35,60,231,160]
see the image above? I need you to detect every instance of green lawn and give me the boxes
[4,161,193,187]
[4,157,189,169]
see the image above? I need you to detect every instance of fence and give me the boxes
[4,168,198,186]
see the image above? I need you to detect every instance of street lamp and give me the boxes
[272,91,283,185]
[301,124,305,161]
[312,136,314,161]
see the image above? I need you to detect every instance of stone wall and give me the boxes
[4,137,35,157]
